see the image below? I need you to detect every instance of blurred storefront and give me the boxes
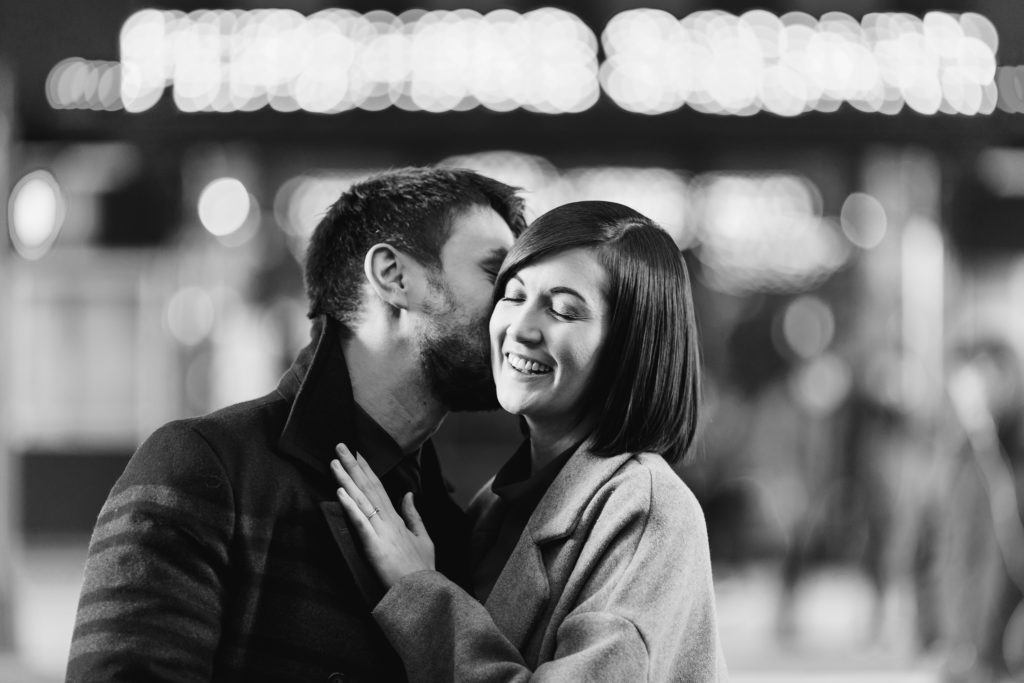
[3,0,1024,679]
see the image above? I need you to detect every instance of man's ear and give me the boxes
[364,243,411,309]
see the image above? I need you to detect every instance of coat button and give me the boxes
[327,673,345,683]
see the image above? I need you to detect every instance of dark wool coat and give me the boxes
[67,316,469,683]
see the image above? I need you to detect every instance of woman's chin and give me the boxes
[497,398,524,416]
[496,391,531,417]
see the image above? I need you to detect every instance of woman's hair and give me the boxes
[493,200,702,465]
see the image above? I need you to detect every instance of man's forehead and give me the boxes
[444,204,516,256]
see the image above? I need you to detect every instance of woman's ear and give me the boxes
[364,243,410,310]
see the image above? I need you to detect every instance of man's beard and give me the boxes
[420,318,500,412]
[419,276,499,412]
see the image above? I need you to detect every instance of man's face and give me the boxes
[419,204,516,412]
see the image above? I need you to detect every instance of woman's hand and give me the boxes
[331,443,435,587]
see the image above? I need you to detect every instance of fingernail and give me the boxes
[330,459,340,470]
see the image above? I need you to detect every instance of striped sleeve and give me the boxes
[67,422,235,683]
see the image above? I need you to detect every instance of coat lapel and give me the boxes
[528,446,636,543]
[483,447,638,654]
[276,317,384,605]
[319,501,386,606]
[277,316,357,478]
[483,530,550,652]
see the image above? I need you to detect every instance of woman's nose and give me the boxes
[507,306,543,344]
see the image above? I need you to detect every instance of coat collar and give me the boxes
[483,445,638,657]
[276,315,358,477]
[526,446,637,544]
[277,315,390,605]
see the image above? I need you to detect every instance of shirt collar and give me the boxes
[276,315,415,480]
[492,439,579,511]
[352,402,418,477]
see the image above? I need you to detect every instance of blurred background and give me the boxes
[2,0,1024,681]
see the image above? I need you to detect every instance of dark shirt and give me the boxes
[351,403,422,508]
[472,439,579,602]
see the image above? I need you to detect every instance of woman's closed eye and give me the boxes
[551,306,585,321]
[500,286,526,302]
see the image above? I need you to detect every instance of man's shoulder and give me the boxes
[179,389,288,446]
[132,390,289,476]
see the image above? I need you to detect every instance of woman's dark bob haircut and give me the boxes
[493,200,701,465]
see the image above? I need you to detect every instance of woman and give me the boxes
[332,201,726,681]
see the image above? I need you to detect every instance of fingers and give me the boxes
[330,458,377,521]
[334,444,382,508]
[348,446,392,507]
[337,488,377,543]
[335,444,393,519]
[401,493,427,537]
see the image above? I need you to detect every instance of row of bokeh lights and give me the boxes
[45,7,1009,117]
[7,152,888,294]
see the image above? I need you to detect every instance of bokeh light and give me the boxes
[781,295,836,359]
[45,58,124,111]
[165,286,216,346]
[197,177,253,238]
[840,192,888,249]
[8,170,66,260]
[789,352,853,415]
[273,171,375,259]
[996,66,1024,114]
[565,167,693,249]
[694,173,849,293]
[976,147,1024,197]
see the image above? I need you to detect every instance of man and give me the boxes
[66,168,525,682]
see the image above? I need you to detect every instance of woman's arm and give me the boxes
[372,569,652,683]
[333,448,725,682]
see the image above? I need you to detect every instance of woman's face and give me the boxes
[489,247,609,431]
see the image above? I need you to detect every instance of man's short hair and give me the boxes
[305,167,526,328]
[493,200,702,465]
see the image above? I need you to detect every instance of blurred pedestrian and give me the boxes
[916,336,1024,683]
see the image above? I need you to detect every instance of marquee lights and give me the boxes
[44,8,1008,117]
[116,7,598,114]
[601,9,998,116]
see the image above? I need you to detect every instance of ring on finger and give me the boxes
[365,506,381,520]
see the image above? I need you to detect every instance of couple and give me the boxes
[67,168,725,682]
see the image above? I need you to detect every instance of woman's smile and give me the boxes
[504,351,553,375]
